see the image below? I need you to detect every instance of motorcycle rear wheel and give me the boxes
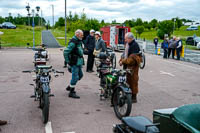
[140,54,145,69]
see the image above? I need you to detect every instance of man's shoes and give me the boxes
[68,88,80,99]
[0,120,7,126]
[66,86,71,91]
[132,94,137,103]
[87,70,94,73]
[69,91,80,99]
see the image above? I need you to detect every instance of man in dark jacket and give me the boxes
[85,29,95,72]
[168,36,177,59]
[176,37,182,60]
[153,37,159,54]
[161,38,169,59]
[119,32,141,103]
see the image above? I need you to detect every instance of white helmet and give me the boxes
[90,29,95,33]
[95,31,101,36]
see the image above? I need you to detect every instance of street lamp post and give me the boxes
[173,18,176,34]
[65,0,67,46]
[32,9,35,48]
[26,3,30,26]
[26,4,40,48]
[36,6,40,26]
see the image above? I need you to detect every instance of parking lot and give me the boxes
[0,48,200,133]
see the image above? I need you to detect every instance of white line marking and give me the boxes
[160,71,175,77]
[157,58,200,70]
[45,122,53,133]
[62,132,75,133]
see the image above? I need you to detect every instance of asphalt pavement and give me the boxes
[0,48,200,133]
[42,30,61,48]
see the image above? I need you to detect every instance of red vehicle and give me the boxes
[100,25,130,51]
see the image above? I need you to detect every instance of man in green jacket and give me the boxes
[63,29,84,99]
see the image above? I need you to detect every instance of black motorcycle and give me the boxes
[113,116,159,133]
[23,65,64,124]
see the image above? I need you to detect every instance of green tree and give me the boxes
[149,19,158,29]
[55,17,65,28]
[135,18,143,26]
[135,26,144,37]
[143,21,151,30]
[157,20,173,39]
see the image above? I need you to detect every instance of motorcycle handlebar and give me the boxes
[22,70,32,73]
[55,71,64,74]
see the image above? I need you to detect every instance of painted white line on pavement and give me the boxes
[62,132,75,133]
[160,71,175,77]
[157,58,200,70]
[45,122,53,133]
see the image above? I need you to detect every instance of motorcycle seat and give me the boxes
[122,116,159,133]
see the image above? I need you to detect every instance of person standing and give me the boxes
[153,37,159,54]
[64,29,84,99]
[176,37,182,60]
[85,29,95,73]
[119,32,141,103]
[0,120,7,131]
[94,31,107,55]
[161,38,169,59]
[168,36,177,59]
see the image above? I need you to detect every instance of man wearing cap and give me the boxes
[85,29,95,73]
[64,29,84,99]
[94,31,107,53]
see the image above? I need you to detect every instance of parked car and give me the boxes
[2,22,16,29]
[0,24,2,29]
[186,36,200,46]
[186,25,198,31]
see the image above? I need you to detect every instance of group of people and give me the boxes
[63,29,142,103]
[154,36,183,60]
[63,29,107,99]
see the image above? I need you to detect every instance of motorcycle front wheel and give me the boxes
[112,88,132,119]
[42,93,49,124]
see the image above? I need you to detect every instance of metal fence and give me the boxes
[136,39,200,65]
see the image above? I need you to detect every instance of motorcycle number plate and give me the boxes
[118,76,126,83]
[40,76,49,83]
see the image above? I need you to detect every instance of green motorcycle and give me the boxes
[99,68,132,119]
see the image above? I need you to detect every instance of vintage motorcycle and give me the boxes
[23,65,64,124]
[97,52,132,119]
[33,47,48,67]
[95,49,116,72]
[113,104,200,133]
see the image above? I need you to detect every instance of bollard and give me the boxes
[157,48,161,55]
[181,45,184,58]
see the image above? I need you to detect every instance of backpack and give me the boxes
[68,38,83,66]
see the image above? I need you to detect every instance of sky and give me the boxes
[0,0,200,25]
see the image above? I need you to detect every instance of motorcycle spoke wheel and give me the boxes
[113,88,132,119]
[42,93,49,124]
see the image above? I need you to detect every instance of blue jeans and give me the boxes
[70,65,83,86]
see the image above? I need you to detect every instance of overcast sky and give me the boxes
[0,0,200,25]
